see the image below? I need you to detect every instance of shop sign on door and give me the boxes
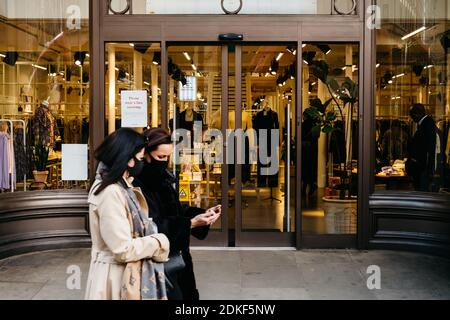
[121,90,148,128]
[179,76,197,101]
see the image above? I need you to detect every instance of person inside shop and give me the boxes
[85,128,170,300]
[133,128,221,300]
[406,103,439,192]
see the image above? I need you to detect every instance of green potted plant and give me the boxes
[304,59,358,234]
[32,144,50,184]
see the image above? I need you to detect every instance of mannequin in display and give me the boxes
[32,100,60,148]
[253,98,280,202]
[179,102,203,148]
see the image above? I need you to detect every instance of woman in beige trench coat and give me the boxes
[84,128,170,300]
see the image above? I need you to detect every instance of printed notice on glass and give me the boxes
[62,144,88,181]
[121,90,148,128]
[179,76,197,101]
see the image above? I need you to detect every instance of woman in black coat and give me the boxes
[133,128,221,300]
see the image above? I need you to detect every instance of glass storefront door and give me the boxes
[104,40,360,248]
[166,43,297,247]
[300,42,360,248]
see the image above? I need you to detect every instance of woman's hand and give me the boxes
[190,205,222,228]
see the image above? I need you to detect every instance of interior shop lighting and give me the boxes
[183,52,191,61]
[129,43,135,47]
[0,53,5,58]
[86,53,90,58]
[302,44,307,48]
[424,65,434,69]
[115,67,119,71]
[392,73,405,79]
[191,64,197,71]
[376,62,381,68]
[401,26,426,40]
[276,52,284,61]
[32,64,47,70]
[391,96,401,100]
[74,52,86,66]
[152,52,161,65]
[144,81,150,86]
[317,44,332,55]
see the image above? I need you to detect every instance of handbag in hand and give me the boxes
[164,251,186,291]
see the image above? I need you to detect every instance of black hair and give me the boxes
[410,103,426,116]
[94,128,146,195]
[143,128,172,153]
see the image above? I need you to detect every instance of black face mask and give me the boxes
[142,156,168,180]
[128,157,144,177]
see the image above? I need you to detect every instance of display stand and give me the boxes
[262,187,282,203]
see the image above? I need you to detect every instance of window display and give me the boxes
[0,0,90,193]
[375,0,450,194]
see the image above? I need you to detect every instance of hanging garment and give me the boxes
[253,109,279,187]
[32,106,60,147]
[0,131,15,190]
[13,127,28,183]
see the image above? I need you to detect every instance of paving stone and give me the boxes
[0,282,45,300]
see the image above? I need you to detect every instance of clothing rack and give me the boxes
[0,118,27,192]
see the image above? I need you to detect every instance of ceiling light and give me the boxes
[317,44,332,55]
[0,53,5,58]
[74,52,86,66]
[276,52,284,61]
[129,43,135,47]
[152,52,161,65]
[86,53,90,58]
[115,67,119,71]
[3,52,18,66]
[302,44,307,48]
[191,64,197,71]
[401,26,426,40]
[393,73,405,79]
[376,63,380,68]
[144,81,150,86]
[183,52,191,61]
[425,65,434,69]
[133,43,151,54]
[32,64,47,70]
[388,80,393,84]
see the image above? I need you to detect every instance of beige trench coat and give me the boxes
[84,178,170,300]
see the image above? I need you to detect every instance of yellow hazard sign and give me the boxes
[179,180,191,204]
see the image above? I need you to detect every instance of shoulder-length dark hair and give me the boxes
[143,128,172,153]
[94,128,146,195]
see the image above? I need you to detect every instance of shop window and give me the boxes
[0,0,90,193]
[375,0,450,194]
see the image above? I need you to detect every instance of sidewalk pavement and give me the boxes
[0,248,449,300]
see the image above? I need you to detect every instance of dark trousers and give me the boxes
[413,171,430,192]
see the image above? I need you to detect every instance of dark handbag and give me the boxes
[164,252,186,291]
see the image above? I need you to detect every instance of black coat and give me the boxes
[407,116,437,176]
[133,170,209,300]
